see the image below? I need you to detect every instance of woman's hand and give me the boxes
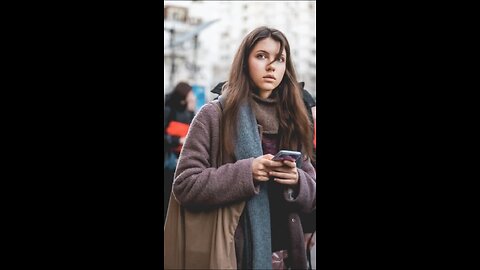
[252,154,284,182]
[269,160,299,185]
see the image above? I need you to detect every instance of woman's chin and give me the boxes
[258,84,277,92]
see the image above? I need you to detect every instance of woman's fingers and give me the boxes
[270,167,299,185]
[254,154,298,183]
[255,176,270,181]
[264,159,285,168]
[273,178,297,185]
[270,166,295,173]
[282,160,296,168]
[254,170,270,181]
[256,171,269,176]
[269,171,296,179]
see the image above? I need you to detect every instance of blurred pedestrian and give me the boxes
[164,26,316,269]
[163,81,196,223]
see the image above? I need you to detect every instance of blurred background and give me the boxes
[164,0,316,110]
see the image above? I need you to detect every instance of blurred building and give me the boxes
[164,5,203,94]
[164,1,316,100]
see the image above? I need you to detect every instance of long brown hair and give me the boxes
[221,26,313,161]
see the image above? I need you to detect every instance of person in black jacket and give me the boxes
[164,82,196,223]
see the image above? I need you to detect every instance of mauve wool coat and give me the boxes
[171,100,316,268]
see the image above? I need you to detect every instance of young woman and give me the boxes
[164,26,316,270]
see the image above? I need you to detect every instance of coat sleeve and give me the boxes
[172,103,259,209]
[283,158,316,213]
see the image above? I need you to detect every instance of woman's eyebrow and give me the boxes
[255,50,270,55]
[255,50,286,57]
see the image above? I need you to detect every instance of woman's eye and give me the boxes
[278,58,285,63]
[256,54,266,59]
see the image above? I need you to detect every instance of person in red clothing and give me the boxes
[163,81,196,223]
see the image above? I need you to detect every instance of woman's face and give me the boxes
[248,37,286,98]
[185,91,196,112]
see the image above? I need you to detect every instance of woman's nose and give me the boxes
[266,63,275,72]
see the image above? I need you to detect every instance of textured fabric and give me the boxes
[234,98,273,270]
[251,93,279,134]
[164,100,246,269]
[241,93,316,269]
[165,94,317,269]
[287,213,308,269]
[261,134,279,157]
[172,100,260,208]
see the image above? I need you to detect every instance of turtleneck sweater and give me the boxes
[250,92,279,135]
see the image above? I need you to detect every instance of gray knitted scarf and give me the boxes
[219,95,272,269]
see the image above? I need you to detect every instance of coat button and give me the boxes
[291,218,295,222]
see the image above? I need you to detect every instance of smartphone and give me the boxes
[272,150,302,162]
